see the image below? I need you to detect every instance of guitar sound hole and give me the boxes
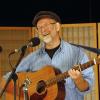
[36,80,46,93]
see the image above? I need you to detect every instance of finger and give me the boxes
[75,70,81,75]
[68,69,81,79]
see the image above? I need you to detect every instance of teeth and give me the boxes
[43,33,49,36]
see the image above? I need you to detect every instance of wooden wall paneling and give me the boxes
[0,27,32,78]
[61,23,99,100]
[98,23,100,100]
[0,27,32,100]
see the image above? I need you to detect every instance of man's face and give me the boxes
[36,18,59,43]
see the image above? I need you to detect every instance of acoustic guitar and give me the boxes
[0,57,100,100]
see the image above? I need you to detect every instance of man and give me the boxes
[15,11,94,100]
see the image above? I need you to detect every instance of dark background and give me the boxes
[0,0,100,26]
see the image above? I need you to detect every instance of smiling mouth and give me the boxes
[43,33,50,36]
[39,33,50,40]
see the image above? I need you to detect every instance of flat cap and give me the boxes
[32,11,61,26]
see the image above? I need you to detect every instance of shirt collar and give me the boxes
[39,39,64,55]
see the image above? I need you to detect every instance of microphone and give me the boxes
[0,46,3,53]
[10,37,40,54]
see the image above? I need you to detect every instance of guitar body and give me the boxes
[0,65,65,100]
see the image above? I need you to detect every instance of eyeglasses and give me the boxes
[36,23,56,32]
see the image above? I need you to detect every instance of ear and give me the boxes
[55,22,61,31]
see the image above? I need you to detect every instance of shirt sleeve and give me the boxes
[65,48,94,97]
[75,51,94,95]
[16,52,35,72]
[16,57,30,72]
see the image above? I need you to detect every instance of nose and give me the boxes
[40,27,50,35]
[41,26,48,33]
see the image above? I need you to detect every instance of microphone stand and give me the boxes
[0,47,26,100]
[70,43,100,54]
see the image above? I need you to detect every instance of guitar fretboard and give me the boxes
[46,57,100,87]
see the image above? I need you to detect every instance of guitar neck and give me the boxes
[46,57,100,87]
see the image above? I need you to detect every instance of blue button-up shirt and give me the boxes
[16,40,94,100]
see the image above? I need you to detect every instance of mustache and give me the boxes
[39,33,50,40]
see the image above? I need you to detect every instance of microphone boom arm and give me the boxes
[70,43,100,54]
